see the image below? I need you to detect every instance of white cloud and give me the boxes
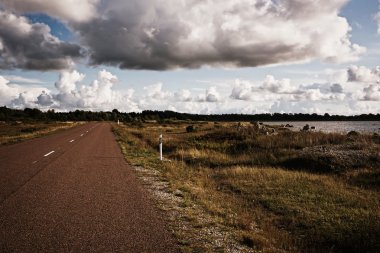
[55,70,85,94]
[270,100,322,114]
[229,75,348,104]
[0,0,99,23]
[0,70,139,112]
[347,65,380,101]
[348,100,380,114]
[300,83,344,94]
[197,86,222,102]
[230,79,253,100]
[0,75,47,107]
[53,69,136,111]
[362,84,380,101]
[174,89,192,102]
[0,75,20,104]
[347,65,380,83]
[11,92,38,108]
[261,75,297,94]
[3,75,45,84]
[324,68,349,84]
[292,88,344,101]
[354,84,380,101]
[36,91,54,106]
[375,1,380,34]
[2,64,380,115]
[138,83,225,113]
[143,82,173,100]
[206,87,221,102]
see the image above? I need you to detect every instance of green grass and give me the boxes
[113,121,380,253]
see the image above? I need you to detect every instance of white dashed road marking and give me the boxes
[44,151,55,157]
[69,139,75,143]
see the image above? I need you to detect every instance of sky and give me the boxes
[0,0,379,115]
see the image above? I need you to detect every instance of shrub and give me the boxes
[186,125,195,133]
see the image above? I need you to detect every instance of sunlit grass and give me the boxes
[0,121,81,145]
[113,121,380,252]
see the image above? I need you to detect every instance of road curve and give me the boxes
[0,122,178,252]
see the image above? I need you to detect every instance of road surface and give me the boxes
[0,122,177,252]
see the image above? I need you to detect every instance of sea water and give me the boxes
[263,121,380,133]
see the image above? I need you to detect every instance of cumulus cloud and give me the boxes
[11,92,37,108]
[53,69,135,111]
[36,91,54,106]
[347,65,380,101]
[197,87,222,102]
[291,88,345,101]
[347,65,380,83]
[300,83,344,94]
[0,10,83,70]
[0,75,19,104]
[261,75,297,94]
[230,75,347,103]
[143,82,173,100]
[230,80,253,100]
[331,83,344,93]
[0,75,48,107]
[2,64,380,114]
[361,84,380,101]
[55,69,85,93]
[324,68,349,84]
[353,83,380,102]
[270,99,361,115]
[138,82,224,113]
[68,0,364,70]
[0,0,99,23]
[174,89,192,102]
[0,70,139,111]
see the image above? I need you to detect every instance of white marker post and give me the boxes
[159,134,163,161]
[117,119,120,125]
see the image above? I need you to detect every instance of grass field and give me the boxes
[0,121,81,145]
[113,121,380,253]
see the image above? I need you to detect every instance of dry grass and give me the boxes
[113,121,380,253]
[0,121,82,145]
[214,166,380,252]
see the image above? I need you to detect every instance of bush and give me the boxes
[186,125,195,133]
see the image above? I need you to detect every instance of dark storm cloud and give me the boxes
[0,0,365,71]
[72,0,364,70]
[0,10,83,70]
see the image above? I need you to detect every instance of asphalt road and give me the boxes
[0,122,178,252]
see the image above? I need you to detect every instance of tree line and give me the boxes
[0,106,379,122]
